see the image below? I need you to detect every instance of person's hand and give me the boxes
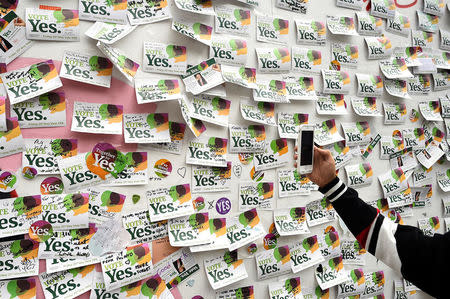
[294,146,336,188]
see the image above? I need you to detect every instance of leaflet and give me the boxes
[215,5,251,36]
[0,239,39,279]
[341,241,365,265]
[278,169,309,197]
[168,213,210,247]
[178,96,206,137]
[284,75,317,101]
[412,30,434,47]
[365,36,392,60]
[384,78,410,99]
[295,19,326,46]
[71,101,123,134]
[89,270,141,299]
[1,60,62,105]
[417,10,439,33]
[355,12,383,36]
[142,42,187,75]
[147,184,195,221]
[386,188,412,209]
[256,14,289,45]
[41,193,89,230]
[419,101,443,121]
[386,12,411,37]
[174,0,214,15]
[253,80,288,103]
[46,257,100,274]
[321,70,351,94]
[274,207,309,236]
[122,210,168,245]
[345,163,373,188]
[127,0,171,25]
[192,162,231,193]
[181,58,224,95]
[210,35,248,66]
[341,122,371,146]
[227,209,265,251]
[124,113,170,143]
[379,58,413,79]
[221,65,257,89]
[327,16,358,36]
[40,265,95,299]
[60,50,112,87]
[171,18,213,46]
[186,137,228,167]
[416,141,444,169]
[189,95,230,127]
[276,0,308,13]
[378,168,409,198]
[268,277,303,299]
[204,250,247,289]
[314,119,344,146]
[88,188,126,224]
[101,243,153,291]
[277,112,308,139]
[356,73,383,97]
[0,195,42,238]
[433,71,450,91]
[351,97,382,116]
[440,29,450,51]
[97,41,140,82]
[255,245,291,280]
[0,11,33,65]
[361,271,385,297]
[383,102,407,124]
[139,274,174,299]
[142,122,186,155]
[85,22,136,44]
[290,235,324,273]
[0,277,37,299]
[331,43,358,68]
[437,171,450,192]
[79,0,128,24]
[315,256,348,289]
[256,47,291,73]
[108,152,149,186]
[238,182,274,211]
[407,74,432,95]
[229,124,265,153]
[371,0,395,19]
[25,8,79,41]
[306,198,336,227]
[316,94,347,115]
[424,0,445,16]
[337,269,366,297]
[325,141,352,170]
[241,100,276,126]
[253,138,289,171]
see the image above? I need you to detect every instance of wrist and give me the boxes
[318,176,339,192]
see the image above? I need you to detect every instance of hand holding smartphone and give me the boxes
[297,125,315,175]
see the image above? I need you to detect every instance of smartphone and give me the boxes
[297,125,315,175]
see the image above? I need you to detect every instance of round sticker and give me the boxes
[409,109,419,122]
[154,159,172,178]
[238,153,253,165]
[40,177,64,195]
[215,197,231,215]
[193,196,205,211]
[22,166,37,180]
[0,170,18,192]
[247,243,257,255]
[29,220,53,243]
[132,194,141,204]
[250,167,264,182]
[263,233,278,250]
[330,60,341,71]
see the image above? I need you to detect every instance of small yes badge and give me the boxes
[29,220,53,242]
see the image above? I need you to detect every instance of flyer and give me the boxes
[351,97,382,116]
[85,21,136,44]
[122,210,168,245]
[46,257,100,274]
[341,241,366,265]
[141,122,186,155]
[171,18,213,46]
[1,60,63,105]
[174,0,214,15]
[25,8,79,41]
[290,235,325,273]
[71,101,123,134]
[97,41,140,82]
[274,207,309,236]
[321,70,351,94]
[284,75,317,101]
[60,50,112,88]
[276,0,308,13]
[379,58,413,79]
[295,19,326,46]
[229,124,266,153]
[325,141,352,170]
[337,0,364,10]
[365,36,392,60]
[127,0,171,25]
[440,29,450,51]
[186,136,228,167]
[336,269,366,297]
[209,35,248,66]
[255,245,291,280]
[227,209,266,251]
[221,65,258,89]
[240,100,276,126]
[140,274,174,299]
[215,4,251,36]
[40,265,95,299]
[256,14,289,45]
[419,101,443,121]
[383,102,407,124]
[341,122,371,146]
[433,71,450,91]
[38,224,97,258]
[124,113,170,143]
[0,195,42,238]
[0,239,39,279]
[417,10,439,33]
[101,243,153,291]
[153,248,200,289]
[412,30,434,47]
[356,73,383,97]
[355,12,383,36]
[191,217,229,252]
[252,79,289,103]
[314,119,345,146]
[326,16,358,36]
[384,78,410,99]
[146,184,195,221]
[142,42,187,75]
[239,182,274,211]
[178,96,206,137]
[361,271,385,297]
[88,188,126,224]
[204,250,248,290]
[79,0,128,24]
[253,138,289,171]
[315,256,349,289]
[412,165,433,186]
[437,170,450,192]
[416,141,444,169]
[306,198,336,227]
[386,188,413,209]
[371,0,396,19]
[0,277,37,299]
[407,74,432,95]
[378,168,409,198]
[0,117,24,158]
[41,193,89,230]
[386,12,411,37]
[392,47,423,67]
[268,277,303,299]
[192,162,231,193]
[181,58,224,95]
[389,148,418,172]
[277,112,308,139]
[278,169,310,197]
[345,163,373,188]
[89,270,141,299]
[10,91,66,128]
[424,0,445,16]
[256,47,291,73]
[168,213,210,247]
[331,43,358,68]
[0,11,33,65]
[316,94,347,115]
[108,152,149,186]
[189,95,230,127]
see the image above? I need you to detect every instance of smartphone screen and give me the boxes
[300,131,313,166]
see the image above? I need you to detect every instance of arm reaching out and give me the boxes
[294,146,450,298]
